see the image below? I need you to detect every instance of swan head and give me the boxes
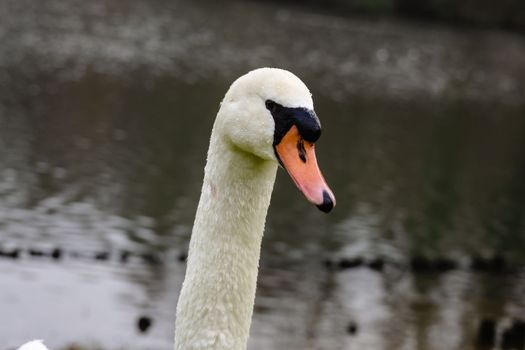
[217,67,336,212]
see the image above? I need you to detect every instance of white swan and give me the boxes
[16,68,335,350]
[174,68,335,350]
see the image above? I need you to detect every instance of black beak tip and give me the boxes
[316,190,334,213]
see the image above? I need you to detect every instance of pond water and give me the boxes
[1,0,525,349]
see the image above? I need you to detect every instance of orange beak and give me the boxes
[275,125,336,212]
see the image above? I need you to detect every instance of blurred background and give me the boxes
[1,0,525,349]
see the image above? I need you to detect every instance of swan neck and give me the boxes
[175,135,277,350]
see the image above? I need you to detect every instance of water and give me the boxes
[1,0,525,349]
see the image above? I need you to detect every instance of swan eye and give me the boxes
[265,100,277,112]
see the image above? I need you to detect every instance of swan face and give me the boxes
[218,68,335,212]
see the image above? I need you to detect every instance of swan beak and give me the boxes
[275,125,336,213]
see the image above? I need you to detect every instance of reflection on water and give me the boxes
[1,0,525,349]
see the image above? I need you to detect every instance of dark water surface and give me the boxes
[1,0,525,349]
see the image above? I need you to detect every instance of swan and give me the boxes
[174,68,335,350]
[16,67,335,350]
